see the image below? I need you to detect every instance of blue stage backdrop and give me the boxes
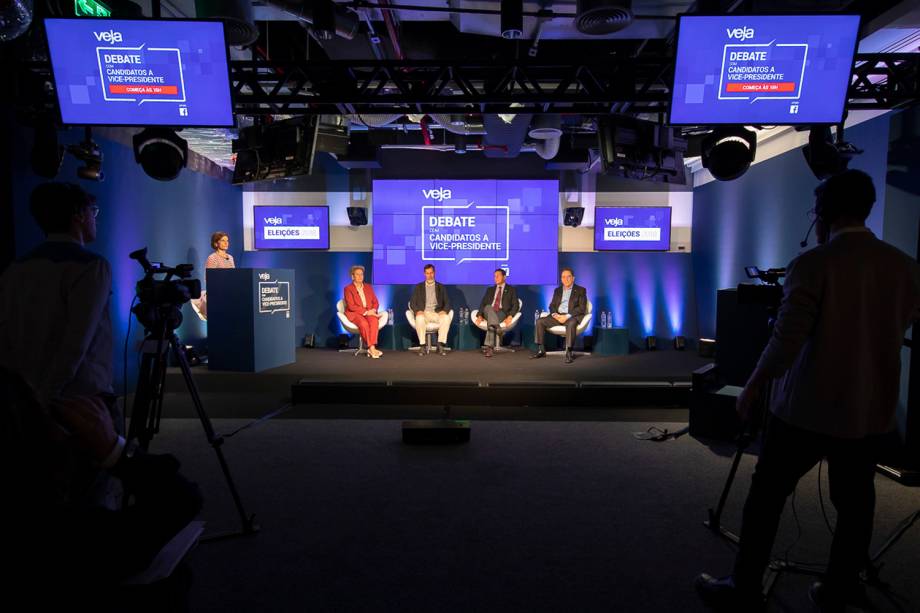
[9,123,243,390]
[691,113,890,338]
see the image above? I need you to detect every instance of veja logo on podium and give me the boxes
[422,187,452,201]
[93,30,124,43]
[264,217,283,226]
[604,217,625,227]
[258,273,291,318]
[726,26,754,41]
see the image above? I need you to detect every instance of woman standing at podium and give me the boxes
[344,265,383,359]
[191,232,235,321]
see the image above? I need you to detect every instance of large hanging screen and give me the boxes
[670,14,860,126]
[45,18,233,127]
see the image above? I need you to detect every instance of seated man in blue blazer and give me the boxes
[531,267,587,364]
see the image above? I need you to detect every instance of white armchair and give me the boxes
[336,299,389,356]
[470,298,524,352]
[405,302,454,353]
[540,299,593,356]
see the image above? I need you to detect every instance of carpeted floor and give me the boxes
[151,418,919,613]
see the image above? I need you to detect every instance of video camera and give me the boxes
[739,266,785,309]
[129,247,201,332]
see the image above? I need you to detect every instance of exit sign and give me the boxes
[74,0,112,17]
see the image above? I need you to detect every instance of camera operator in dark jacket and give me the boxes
[0,183,202,608]
[696,170,920,612]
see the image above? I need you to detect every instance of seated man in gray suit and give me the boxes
[409,264,451,356]
[475,268,519,358]
[531,267,587,364]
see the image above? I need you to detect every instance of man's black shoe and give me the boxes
[808,581,867,613]
[530,347,546,359]
[417,346,427,357]
[564,349,574,364]
[694,573,764,612]
[437,342,448,356]
[484,346,493,358]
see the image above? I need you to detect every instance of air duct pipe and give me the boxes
[528,114,562,160]
[428,114,487,135]
[350,114,404,128]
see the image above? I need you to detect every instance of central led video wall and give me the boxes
[372,179,559,285]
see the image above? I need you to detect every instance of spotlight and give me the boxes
[501,0,523,39]
[645,336,657,351]
[563,207,585,227]
[802,125,863,180]
[698,338,716,358]
[31,123,64,179]
[346,207,368,226]
[133,128,188,181]
[673,336,686,351]
[701,127,757,181]
[67,128,104,182]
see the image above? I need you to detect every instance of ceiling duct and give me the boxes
[195,0,259,46]
[575,0,633,36]
[428,114,487,135]
[528,114,562,160]
[350,114,405,128]
[484,113,533,158]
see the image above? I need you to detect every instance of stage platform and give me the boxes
[167,347,711,410]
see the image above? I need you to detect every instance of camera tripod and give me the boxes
[703,396,825,598]
[128,322,259,541]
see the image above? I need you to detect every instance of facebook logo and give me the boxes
[179,106,188,117]
[789,103,799,115]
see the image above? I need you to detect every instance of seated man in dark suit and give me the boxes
[409,264,452,356]
[475,268,519,358]
[531,267,586,364]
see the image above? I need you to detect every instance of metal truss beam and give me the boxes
[15,54,920,118]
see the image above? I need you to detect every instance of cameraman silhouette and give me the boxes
[0,183,201,609]
[696,169,920,612]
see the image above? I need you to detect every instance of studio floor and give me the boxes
[150,418,920,613]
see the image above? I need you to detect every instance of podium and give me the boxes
[207,268,296,372]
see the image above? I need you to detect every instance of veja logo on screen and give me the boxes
[726,26,755,41]
[604,217,625,227]
[259,273,270,281]
[264,217,284,226]
[422,188,452,201]
[93,30,124,43]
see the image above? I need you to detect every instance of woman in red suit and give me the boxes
[344,265,383,359]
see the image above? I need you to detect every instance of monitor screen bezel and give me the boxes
[593,206,673,252]
[44,17,235,128]
[253,205,331,251]
[667,13,861,127]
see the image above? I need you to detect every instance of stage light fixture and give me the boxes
[346,207,368,226]
[501,0,523,39]
[698,338,716,358]
[802,125,863,180]
[67,128,104,182]
[563,207,585,227]
[673,336,686,351]
[133,128,188,181]
[701,127,757,181]
[645,336,657,351]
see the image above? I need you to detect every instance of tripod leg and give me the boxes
[128,352,159,451]
[705,440,747,544]
[171,338,258,538]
